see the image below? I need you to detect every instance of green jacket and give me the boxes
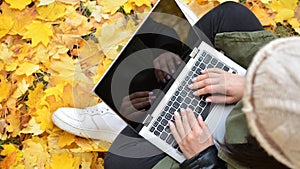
[152,30,277,169]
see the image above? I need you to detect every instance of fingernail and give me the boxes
[193,91,197,95]
[206,98,212,102]
[192,77,197,82]
[174,111,179,116]
[198,115,203,121]
[150,96,156,100]
[168,121,174,126]
[201,70,205,73]
[149,91,153,95]
[177,61,181,65]
[167,75,171,80]
[171,69,175,73]
[163,79,166,83]
[180,108,185,112]
[188,84,193,89]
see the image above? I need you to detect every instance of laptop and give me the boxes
[93,0,246,163]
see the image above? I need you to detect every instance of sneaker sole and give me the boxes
[52,113,120,142]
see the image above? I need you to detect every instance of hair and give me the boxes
[221,135,290,169]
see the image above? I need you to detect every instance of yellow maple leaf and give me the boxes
[1,2,36,36]
[98,0,127,14]
[1,144,18,156]
[57,131,76,147]
[4,0,32,10]
[0,75,11,102]
[0,15,14,38]
[20,117,44,136]
[34,106,53,130]
[26,83,45,108]
[12,79,29,99]
[0,43,13,61]
[247,2,276,27]
[23,21,54,47]
[123,0,152,13]
[36,2,66,21]
[6,110,21,137]
[269,0,298,22]
[15,62,40,76]
[22,138,50,168]
[50,151,75,169]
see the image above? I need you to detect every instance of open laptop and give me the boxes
[93,0,246,163]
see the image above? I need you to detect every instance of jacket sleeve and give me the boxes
[180,145,227,169]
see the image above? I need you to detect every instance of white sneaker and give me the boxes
[52,102,127,143]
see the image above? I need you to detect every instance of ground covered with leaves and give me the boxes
[0,0,299,168]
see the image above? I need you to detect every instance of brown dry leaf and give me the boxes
[246,2,276,27]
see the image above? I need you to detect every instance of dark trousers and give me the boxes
[104,2,263,169]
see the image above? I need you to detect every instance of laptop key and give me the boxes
[196,68,202,75]
[157,125,164,132]
[173,102,180,109]
[181,90,187,97]
[150,127,155,132]
[211,58,218,65]
[199,63,206,70]
[157,116,162,122]
[203,54,212,64]
[160,132,168,140]
[172,142,179,149]
[176,96,183,103]
[181,103,188,109]
[166,134,174,144]
[161,119,168,126]
[207,64,214,69]
[184,97,191,104]
[191,99,198,107]
[223,66,230,71]
[154,131,160,136]
[177,147,183,153]
[216,62,224,69]
[169,107,176,114]
[165,126,171,133]
[165,113,172,120]
[201,103,213,120]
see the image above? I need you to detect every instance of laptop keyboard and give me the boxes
[149,50,236,153]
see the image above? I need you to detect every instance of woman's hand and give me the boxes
[169,108,214,159]
[189,68,245,104]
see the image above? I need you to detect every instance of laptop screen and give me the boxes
[94,0,203,131]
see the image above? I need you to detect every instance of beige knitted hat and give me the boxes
[243,37,300,169]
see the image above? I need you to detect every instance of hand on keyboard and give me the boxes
[169,108,214,159]
[153,52,181,83]
[188,68,245,104]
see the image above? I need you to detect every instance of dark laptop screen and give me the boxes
[94,0,202,130]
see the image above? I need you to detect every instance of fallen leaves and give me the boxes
[0,0,299,168]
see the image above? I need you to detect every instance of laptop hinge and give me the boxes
[143,114,153,127]
[189,47,199,58]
